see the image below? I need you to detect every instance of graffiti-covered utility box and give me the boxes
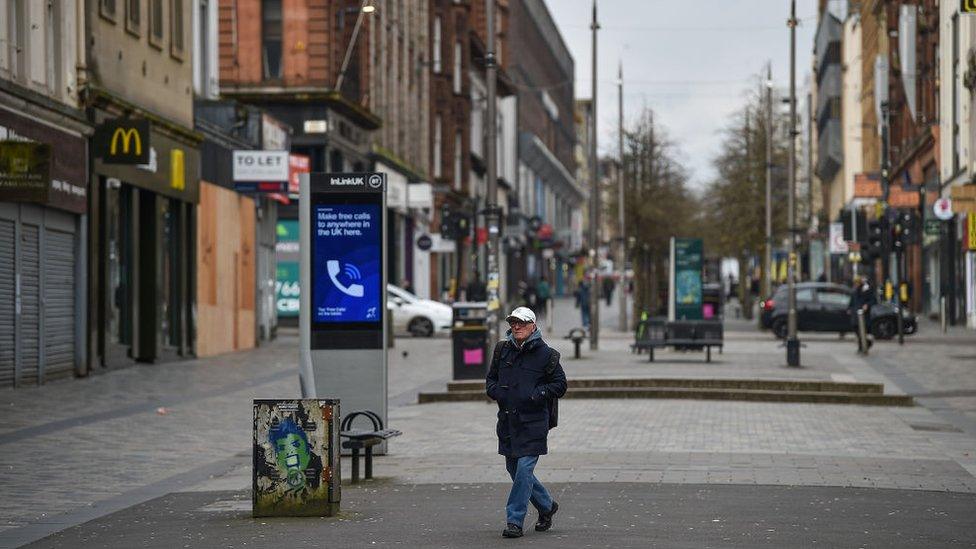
[253,399,340,517]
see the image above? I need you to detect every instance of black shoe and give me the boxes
[535,501,559,532]
[502,523,523,538]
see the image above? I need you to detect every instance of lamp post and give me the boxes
[485,0,502,343]
[764,63,773,301]
[589,0,600,350]
[785,0,801,367]
[334,0,375,93]
[617,61,627,332]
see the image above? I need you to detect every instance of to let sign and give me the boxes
[233,150,290,182]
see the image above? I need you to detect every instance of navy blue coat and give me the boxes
[486,329,568,458]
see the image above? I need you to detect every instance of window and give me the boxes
[170,0,184,58]
[148,0,163,46]
[262,0,283,79]
[817,290,849,307]
[100,0,117,21]
[196,0,208,92]
[796,288,814,302]
[433,115,443,178]
[432,16,441,73]
[8,0,25,82]
[452,41,461,94]
[453,131,462,189]
[46,0,61,95]
[952,14,960,174]
[127,0,141,35]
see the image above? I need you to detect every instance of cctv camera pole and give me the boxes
[785,0,801,367]
[485,0,502,343]
[589,0,601,350]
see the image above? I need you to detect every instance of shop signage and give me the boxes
[670,237,703,321]
[828,222,848,254]
[416,234,433,251]
[0,141,51,202]
[924,218,944,236]
[968,213,976,251]
[950,184,976,214]
[95,119,151,164]
[933,198,955,221]
[171,150,185,190]
[289,154,310,195]
[233,151,290,182]
[962,0,976,14]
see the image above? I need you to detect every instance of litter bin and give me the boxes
[452,301,489,380]
[253,399,341,517]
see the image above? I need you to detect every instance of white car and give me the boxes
[387,284,452,337]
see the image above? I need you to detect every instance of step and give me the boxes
[446,378,885,394]
[418,387,914,407]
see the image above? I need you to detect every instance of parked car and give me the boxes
[387,284,452,337]
[760,282,917,340]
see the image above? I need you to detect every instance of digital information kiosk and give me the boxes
[299,172,388,443]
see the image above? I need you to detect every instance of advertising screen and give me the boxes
[310,202,382,325]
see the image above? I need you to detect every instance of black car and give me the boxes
[760,282,917,340]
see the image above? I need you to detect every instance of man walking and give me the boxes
[486,306,567,538]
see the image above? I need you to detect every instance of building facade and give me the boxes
[507,0,580,298]
[0,0,90,386]
[85,0,202,370]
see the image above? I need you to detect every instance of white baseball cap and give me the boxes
[506,306,536,324]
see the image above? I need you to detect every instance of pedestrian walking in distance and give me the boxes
[486,306,567,538]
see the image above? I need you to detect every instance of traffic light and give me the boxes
[440,204,456,239]
[866,219,885,259]
[892,211,918,252]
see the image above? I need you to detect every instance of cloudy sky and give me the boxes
[547,0,818,190]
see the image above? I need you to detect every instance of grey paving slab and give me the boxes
[22,485,976,549]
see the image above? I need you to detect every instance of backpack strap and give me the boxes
[545,348,560,376]
[492,339,508,366]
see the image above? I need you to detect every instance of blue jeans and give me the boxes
[505,456,554,527]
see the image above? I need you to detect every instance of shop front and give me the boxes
[0,102,90,387]
[91,115,201,368]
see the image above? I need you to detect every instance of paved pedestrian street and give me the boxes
[2,298,976,548]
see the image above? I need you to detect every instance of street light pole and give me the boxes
[786,0,801,367]
[485,0,501,343]
[334,0,374,93]
[764,62,773,300]
[589,0,600,350]
[617,61,627,332]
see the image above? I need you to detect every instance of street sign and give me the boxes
[924,218,944,236]
[933,198,954,220]
[416,234,433,251]
[829,222,848,254]
[968,213,976,251]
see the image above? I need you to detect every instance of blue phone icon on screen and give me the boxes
[326,260,365,298]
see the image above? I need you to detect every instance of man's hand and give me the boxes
[530,387,547,402]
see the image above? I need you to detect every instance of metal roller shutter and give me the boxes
[19,224,40,386]
[42,228,76,380]
[0,220,14,387]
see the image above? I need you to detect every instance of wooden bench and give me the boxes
[339,410,402,483]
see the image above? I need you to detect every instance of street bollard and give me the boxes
[565,328,587,359]
[940,296,947,333]
[546,298,554,334]
[856,309,869,355]
[896,305,904,345]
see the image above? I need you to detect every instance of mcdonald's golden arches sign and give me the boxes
[94,119,151,164]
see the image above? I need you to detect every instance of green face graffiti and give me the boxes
[275,433,312,472]
[270,419,313,490]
